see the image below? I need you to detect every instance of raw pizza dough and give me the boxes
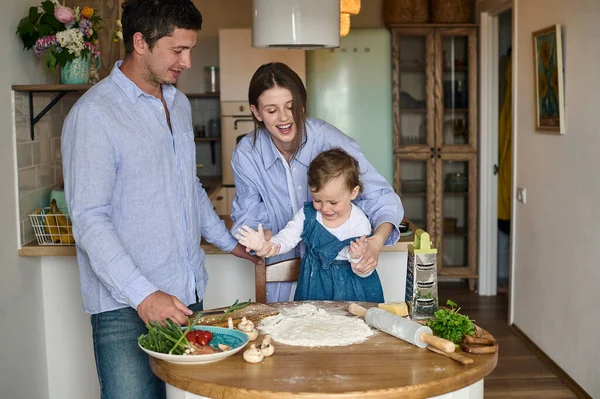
[258,303,374,347]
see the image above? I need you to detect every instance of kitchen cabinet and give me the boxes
[209,186,228,215]
[391,25,478,290]
[208,186,236,216]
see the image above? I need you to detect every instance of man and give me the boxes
[61,1,260,397]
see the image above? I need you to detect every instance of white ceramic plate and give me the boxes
[400,229,413,237]
[139,325,249,365]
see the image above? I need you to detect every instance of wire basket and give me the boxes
[383,0,429,25]
[29,207,75,245]
[431,0,474,23]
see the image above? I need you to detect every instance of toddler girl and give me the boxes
[236,148,385,302]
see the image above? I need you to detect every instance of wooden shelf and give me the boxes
[389,23,478,28]
[12,84,92,140]
[194,137,221,142]
[399,108,427,114]
[12,84,92,92]
[443,67,468,72]
[185,92,220,98]
[399,67,425,72]
[443,227,468,236]
[444,108,469,113]
[443,191,469,196]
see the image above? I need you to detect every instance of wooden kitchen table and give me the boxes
[150,301,498,399]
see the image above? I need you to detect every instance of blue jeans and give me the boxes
[91,301,203,399]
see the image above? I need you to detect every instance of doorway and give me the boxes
[477,2,514,302]
[496,10,512,295]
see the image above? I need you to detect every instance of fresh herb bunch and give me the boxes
[217,298,251,322]
[138,312,202,355]
[428,300,475,343]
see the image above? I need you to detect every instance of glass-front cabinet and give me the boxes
[392,26,478,289]
[392,28,433,153]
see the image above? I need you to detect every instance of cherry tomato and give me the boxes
[186,331,197,344]
[199,331,213,342]
[193,331,205,345]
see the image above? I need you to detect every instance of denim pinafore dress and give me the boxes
[293,202,385,302]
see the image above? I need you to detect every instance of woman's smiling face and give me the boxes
[250,86,297,155]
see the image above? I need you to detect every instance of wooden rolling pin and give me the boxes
[349,304,455,353]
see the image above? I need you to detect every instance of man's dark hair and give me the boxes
[121,0,202,54]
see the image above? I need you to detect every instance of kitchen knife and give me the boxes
[349,303,455,353]
[197,307,231,316]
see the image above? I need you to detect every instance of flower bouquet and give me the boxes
[16,0,121,80]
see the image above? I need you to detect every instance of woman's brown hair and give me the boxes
[308,148,363,194]
[248,62,307,159]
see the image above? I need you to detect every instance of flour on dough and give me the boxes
[258,304,374,347]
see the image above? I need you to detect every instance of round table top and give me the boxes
[150,301,498,399]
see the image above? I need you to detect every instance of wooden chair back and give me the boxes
[255,258,301,303]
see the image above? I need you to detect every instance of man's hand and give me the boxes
[137,291,192,325]
[230,243,263,265]
[353,223,394,274]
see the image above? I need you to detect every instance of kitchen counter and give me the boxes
[151,301,498,399]
[19,217,417,256]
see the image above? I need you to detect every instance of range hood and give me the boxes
[252,0,340,49]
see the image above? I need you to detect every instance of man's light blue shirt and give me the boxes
[62,62,237,314]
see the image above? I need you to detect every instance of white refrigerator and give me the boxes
[306,28,394,184]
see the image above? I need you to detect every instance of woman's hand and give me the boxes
[352,223,394,274]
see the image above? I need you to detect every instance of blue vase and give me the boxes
[60,54,101,84]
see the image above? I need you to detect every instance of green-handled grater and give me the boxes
[405,229,438,320]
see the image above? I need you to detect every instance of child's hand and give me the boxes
[348,236,373,278]
[235,224,267,252]
[349,235,368,262]
[256,241,281,258]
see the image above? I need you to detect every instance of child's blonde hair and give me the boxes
[308,148,362,194]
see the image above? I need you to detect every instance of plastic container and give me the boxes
[208,118,221,137]
[204,66,219,93]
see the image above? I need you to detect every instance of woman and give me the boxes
[230,62,403,303]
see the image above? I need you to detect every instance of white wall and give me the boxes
[1,1,56,398]
[513,1,600,396]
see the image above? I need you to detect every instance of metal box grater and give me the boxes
[405,229,438,320]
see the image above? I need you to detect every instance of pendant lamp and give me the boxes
[340,13,350,37]
[340,0,361,15]
[253,0,340,48]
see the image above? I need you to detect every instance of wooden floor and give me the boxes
[437,282,577,398]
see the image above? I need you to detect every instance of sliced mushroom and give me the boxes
[259,334,275,357]
[218,343,231,352]
[237,317,255,332]
[242,328,259,341]
[243,344,264,363]
[227,317,234,329]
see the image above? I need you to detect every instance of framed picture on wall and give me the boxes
[532,24,565,134]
